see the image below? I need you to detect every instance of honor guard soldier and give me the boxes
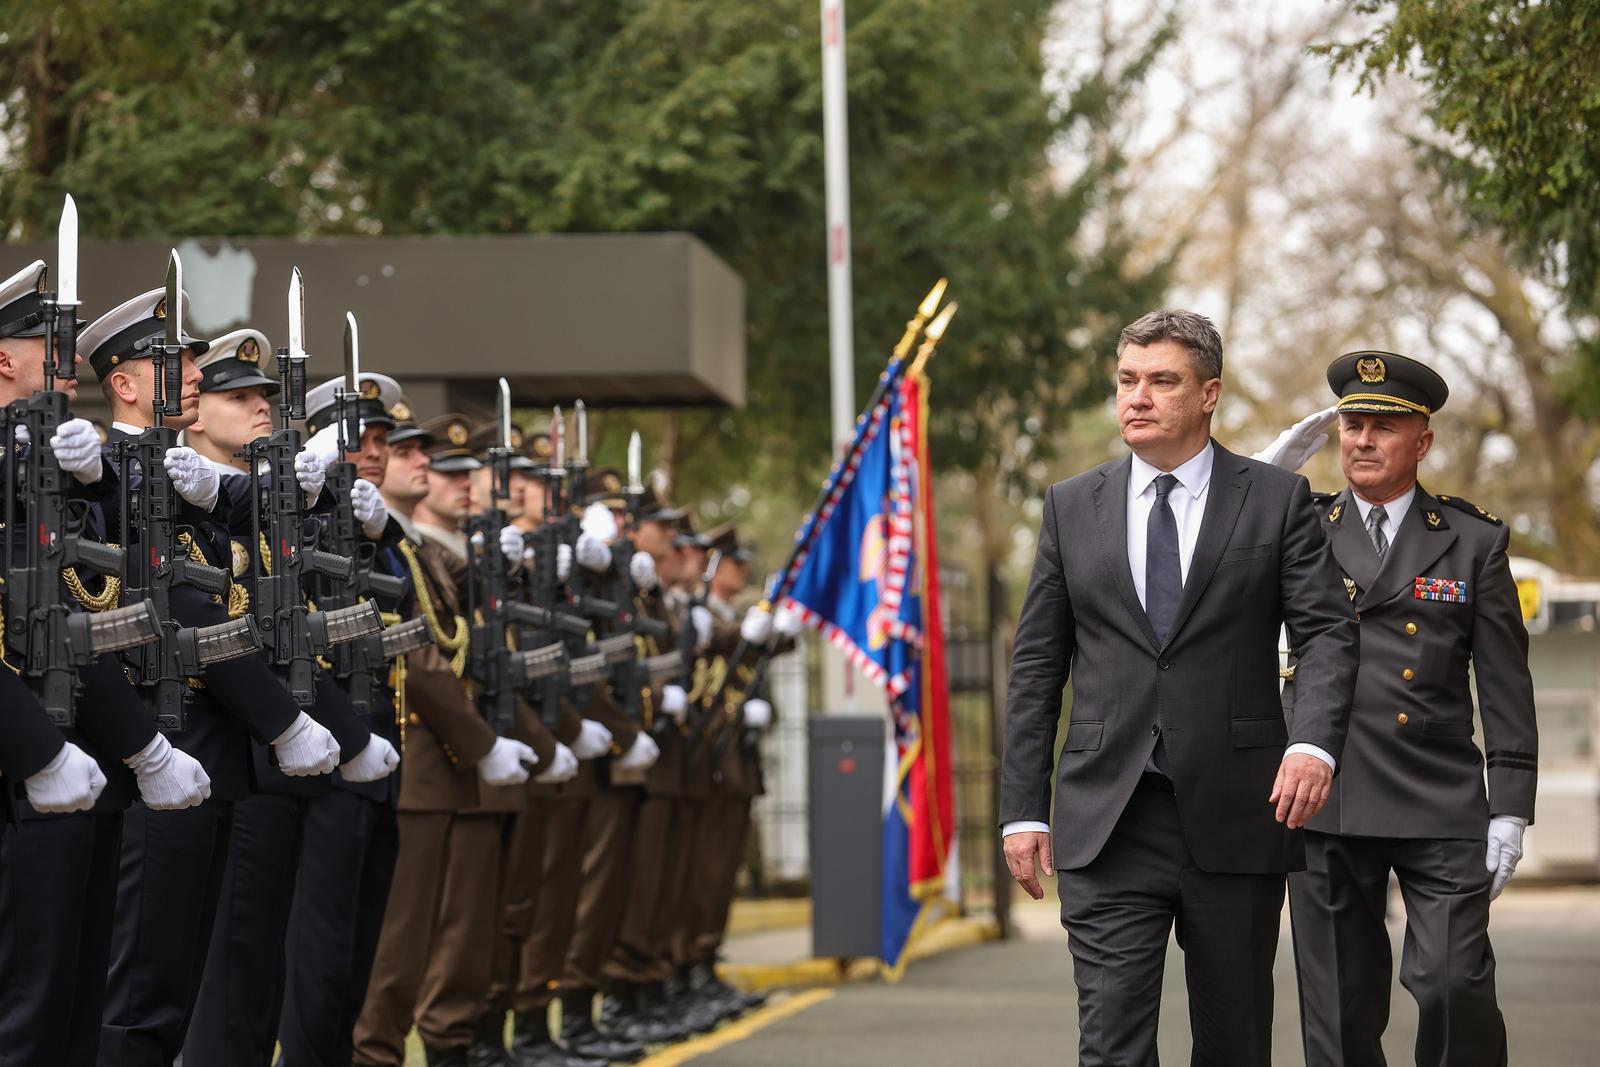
[0,261,211,1067]
[84,283,343,1067]
[1275,351,1538,1067]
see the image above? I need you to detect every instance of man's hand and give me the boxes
[163,446,221,511]
[1270,753,1333,828]
[49,417,106,484]
[294,448,327,503]
[351,479,389,538]
[1252,405,1339,472]
[1003,830,1054,901]
[1486,816,1525,901]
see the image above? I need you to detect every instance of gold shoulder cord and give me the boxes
[0,577,16,674]
[381,608,409,751]
[397,540,468,677]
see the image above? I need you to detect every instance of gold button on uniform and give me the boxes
[1405,622,1418,635]
[1402,668,1415,681]
[408,712,422,726]
[1397,713,1409,725]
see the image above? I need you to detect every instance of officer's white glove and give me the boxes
[534,742,580,784]
[302,423,351,468]
[556,543,573,582]
[272,711,341,777]
[499,524,525,565]
[124,733,211,809]
[1486,815,1526,900]
[478,736,537,786]
[340,735,400,783]
[742,698,773,730]
[25,741,107,813]
[630,550,658,591]
[581,501,619,541]
[740,606,773,645]
[690,605,713,652]
[614,732,661,771]
[163,446,221,511]
[660,684,689,721]
[1252,405,1339,472]
[351,478,389,538]
[774,602,804,638]
[575,532,613,573]
[294,447,327,504]
[49,417,105,484]
[571,719,614,760]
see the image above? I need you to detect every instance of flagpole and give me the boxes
[821,0,855,449]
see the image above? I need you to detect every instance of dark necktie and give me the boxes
[1146,473,1182,643]
[1366,504,1389,562]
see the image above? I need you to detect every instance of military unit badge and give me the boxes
[360,380,381,400]
[390,400,412,422]
[238,337,260,363]
[231,540,250,578]
[1356,356,1386,383]
[1414,576,1468,604]
[447,421,469,446]
[153,297,168,320]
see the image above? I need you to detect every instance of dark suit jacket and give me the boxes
[1287,486,1537,838]
[1001,441,1359,874]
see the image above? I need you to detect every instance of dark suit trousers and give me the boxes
[1289,831,1505,1067]
[1057,782,1282,1067]
[490,801,550,1015]
[563,783,642,991]
[0,811,123,1067]
[99,800,234,1067]
[279,789,400,1067]
[603,792,678,986]
[516,798,590,1008]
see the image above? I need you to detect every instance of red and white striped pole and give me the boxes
[821,0,855,450]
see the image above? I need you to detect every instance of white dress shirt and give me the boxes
[1002,443,1334,839]
[1350,485,1415,554]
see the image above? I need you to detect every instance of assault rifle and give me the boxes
[115,250,261,730]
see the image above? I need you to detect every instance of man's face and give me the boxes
[1338,412,1432,501]
[512,470,547,525]
[681,546,708,586]
[468,465,525,519]
[113,352,203,429]
[712,556,751,598]
[385,439,430,502]
[634,518,677,562]
[0,336,79,401]
[351,424,390,485]
[425,468,474,523]
[1115,340,1219,456]
[193,386,273,455]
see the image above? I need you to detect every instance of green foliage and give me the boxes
[1,0,1169,521]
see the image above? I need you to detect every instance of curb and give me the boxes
[717,913,1001,992]
[724,897,812,937]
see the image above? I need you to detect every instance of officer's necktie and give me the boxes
[1146,473,1182,643]
[1366,504,1389,562]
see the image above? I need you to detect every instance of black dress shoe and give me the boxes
[559,990,647,1062]
[658,974,721,1034]
[466,1012,512,1067]
[600,985,689,1045]
[424,1045,471,1067]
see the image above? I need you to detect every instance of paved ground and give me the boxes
[690,886,1600,1066]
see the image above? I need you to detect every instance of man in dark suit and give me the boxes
[1272,351,1537,1067]
[1000,308,1359,1066]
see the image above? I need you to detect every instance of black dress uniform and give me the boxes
[81,290,306,1067]
[1286,351,1538,1067]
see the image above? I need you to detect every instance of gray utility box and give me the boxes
[808,716,885,959]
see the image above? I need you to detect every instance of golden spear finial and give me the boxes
[891,278,949,360]
[908,302,957,377]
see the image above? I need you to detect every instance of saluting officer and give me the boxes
[1278,351,1538,1067]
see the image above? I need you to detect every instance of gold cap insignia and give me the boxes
[153,297,168,320]
[238,338,260,363]
[36,270,47,295]
[1356,356,1386,383]
[532,434,552,459]
[231,540,250,578]
[360,380,381,400]
[510,426,525,449]
[390,400,412,422]
[601,471,623,493]
[447,421,469,446]
[1425,510,1442,528]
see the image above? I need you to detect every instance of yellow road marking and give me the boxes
[636,988,836,1066]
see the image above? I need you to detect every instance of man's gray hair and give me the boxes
[1117,309,1224,381]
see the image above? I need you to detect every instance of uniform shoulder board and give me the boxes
[1310,491,1339,505]
[1434,493,1503,526]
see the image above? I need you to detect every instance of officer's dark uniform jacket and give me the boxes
[1285,486,1538,837]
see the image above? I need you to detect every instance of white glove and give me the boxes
[534,742,580,784]
[581,501,620,541]
[630,550,659,591]
[1486,815,1526,900]
[575,532,613,573]
[163,446,221,511]
[478,736,537,786]
[499,525,525,565]
[742,698,773,730]
[272,711,341,777]
[340,735,400,783]
[49,417,105,484]
[351,478,389,538]
[741,606,773,645]
[124,733,211,810]
[24,741,107,813]
[660,684,688,721]
[774,602,803,638]
[294,447,327,504]
[614,732,660,771]
[571,718,615,760]
[556,543,573,582]
[302,423,347,467]
[691,605,713,652]
[1252,405,1339,471]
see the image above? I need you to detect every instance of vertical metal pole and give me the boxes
[821,0,855,448]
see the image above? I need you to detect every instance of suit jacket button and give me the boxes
[1402,668,1415,681]
[1158,658,1170,670]
[1405,622,1418,635]
[1397,713,1409,725]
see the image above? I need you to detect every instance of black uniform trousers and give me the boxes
[278,787,401,1067]
[99,800,235,1067]
[1289,830,1506,1067]
[182,792,308,1066]
[1056,778,1284,1067]
[0,809,123,1067]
